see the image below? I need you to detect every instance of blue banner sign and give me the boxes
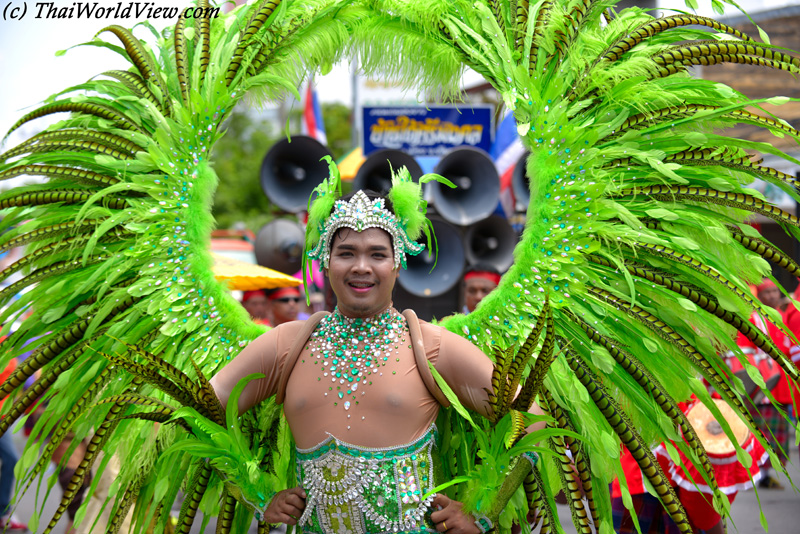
[363,105,493,157]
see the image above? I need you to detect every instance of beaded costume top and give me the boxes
[213,309,495,450]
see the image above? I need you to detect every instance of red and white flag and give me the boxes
[301,77,327,145]
[490,112,526,217]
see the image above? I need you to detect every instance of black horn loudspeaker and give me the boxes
[430,147,499,226]
[397,217,465,298]
[254,219,305,274]
[353,149,423,195]
[260,135,333,212]
[511,152,530,210]
[464,215,517,273]
[391,284,460,322]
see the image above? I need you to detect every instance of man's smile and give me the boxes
[347,279,376,292]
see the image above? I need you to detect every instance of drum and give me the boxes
[669,399,766,495]
[688,400,748,455]
[654,400,768,529]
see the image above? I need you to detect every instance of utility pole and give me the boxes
[351,56,360,149]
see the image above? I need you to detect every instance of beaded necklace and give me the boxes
[308,307,408,412]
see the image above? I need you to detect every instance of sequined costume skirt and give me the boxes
[295,427,438,534]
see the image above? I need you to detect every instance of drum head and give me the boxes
[687,399,749,455]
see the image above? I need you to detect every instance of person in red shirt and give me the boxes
[779,281,800,475]
[611,397,765,534]
[0,337,28,532]
[747,279,793,489]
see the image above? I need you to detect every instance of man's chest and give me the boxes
[284,344,431,414]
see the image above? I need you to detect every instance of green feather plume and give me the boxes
[387,166,426,240]
[387,169,454,267]
[303,155,342,251]
[302,154,341,297]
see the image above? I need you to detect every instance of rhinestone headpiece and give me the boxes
[306,190,424,269]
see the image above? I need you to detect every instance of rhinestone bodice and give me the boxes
[308,307,409,412]
[295,426,438,534]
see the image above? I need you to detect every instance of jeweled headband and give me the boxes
[306,190,424,269]
[302,157,454,290]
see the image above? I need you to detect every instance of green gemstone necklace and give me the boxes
[309,307,408,412]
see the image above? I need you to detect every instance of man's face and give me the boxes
[243,294,268,320]
[758,285,782,309]
[270,294,300,325]
[464,276,498,313]
[326,227,399,318]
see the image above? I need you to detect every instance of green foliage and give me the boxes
[210,105,281,232]
[287,102,353,160]
[321,102,353,160]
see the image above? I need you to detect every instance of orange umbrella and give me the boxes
[337,147,364,181]
[211,253,302,291]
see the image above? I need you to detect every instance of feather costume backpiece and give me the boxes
[1,1,799,533]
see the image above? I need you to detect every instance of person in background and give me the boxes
[0,336,28,532]
[11,330,91,533]
[756,279,783,310]
[462,264,501,314]
[241,289,270,325]
[611,395,764,534]
[51,436,90,534]
[751,279,792,489]
[265,286,304,325]
[780,281,800,471]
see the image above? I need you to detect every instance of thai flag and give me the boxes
[302,78,327,145]
[490,112,526,217]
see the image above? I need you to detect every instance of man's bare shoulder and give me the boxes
[413,316,486,355]
[271,318,308,336]
[261,312,329,343]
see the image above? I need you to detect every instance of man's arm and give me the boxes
[209,321,313,527]
[431,327,496,417]
[433,326,547,428]
[209,322,298,413]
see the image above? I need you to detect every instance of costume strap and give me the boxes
[276,311,330,405]
[402,309,450,408]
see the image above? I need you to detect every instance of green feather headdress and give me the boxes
[302,158,454,293]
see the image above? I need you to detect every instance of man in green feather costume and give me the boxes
[211,179,541,534]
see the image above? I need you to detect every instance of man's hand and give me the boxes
[430,494,480,534]
[264,487,306,525]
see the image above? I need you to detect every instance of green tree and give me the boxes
[212,101,353,232]
[211,106,281,232]
[321,102,353,160]
[287,102,353,160]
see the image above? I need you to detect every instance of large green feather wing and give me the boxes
[354,1,800,532]
[0,2,355,532]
